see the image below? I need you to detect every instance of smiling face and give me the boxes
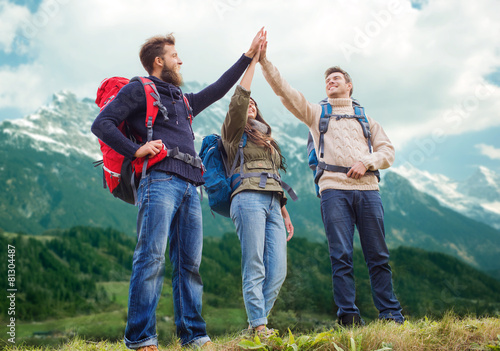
[325,72,352,99]
[160,45,182,72]
[247,98,257,119]
[158,44,183,86]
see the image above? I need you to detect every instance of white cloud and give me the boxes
[0,0,31,52]
[476,144,500,160]
[0,63,45,116]
[0,0,499,151]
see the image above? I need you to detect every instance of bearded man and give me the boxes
[92,30,264,350]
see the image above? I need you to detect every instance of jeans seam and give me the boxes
[177,180,190,334]
[176,213,185,333]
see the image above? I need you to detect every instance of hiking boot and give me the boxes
[240,328,254,337]
[202,341,216,349]
[240,326,276,338]
[137,346,159,351]
[338,313,366,327]
[255,327,276,338]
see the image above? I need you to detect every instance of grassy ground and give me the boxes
[5,282,248,348]
[3,314,499,351]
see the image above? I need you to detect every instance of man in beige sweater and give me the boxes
[259,40,403,326]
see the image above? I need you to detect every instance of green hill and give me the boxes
[1,226,499,347]
[3,316,500,351]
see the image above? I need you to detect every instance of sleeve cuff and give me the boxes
[242,53,253,63]
[360,156,374,171]
[235,84,251,96]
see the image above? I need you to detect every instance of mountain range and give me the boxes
[0,83,499,279]
[392,164,500,230]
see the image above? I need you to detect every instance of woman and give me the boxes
[221,42,294,336]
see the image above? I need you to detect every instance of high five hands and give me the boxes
[246,27,267,60]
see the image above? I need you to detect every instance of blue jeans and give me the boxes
[124,171,210,349]
[230,191,287,328]
[320,189,403,322]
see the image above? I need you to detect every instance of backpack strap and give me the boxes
[129,77,202,178]
[183,95,193,125]
[314,102,332,182]
[130,77,165,177]
[228,133,247,177]
[166,147,203,169]
[354,105,372,152]
[318,103,332,158]
[130,76,168,131]
[314,99,380,184]
[315,162,380,183]
[229,133,298,201]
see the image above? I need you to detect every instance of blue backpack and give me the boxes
[200,133,298,217]
[307,98,380,197]
[199,134,243,217]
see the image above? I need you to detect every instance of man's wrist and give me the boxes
[245,49,255,58]
[260,57,270,67]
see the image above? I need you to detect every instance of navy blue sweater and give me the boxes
[92,54,252,185]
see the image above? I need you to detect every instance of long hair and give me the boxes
[244,98,287,173]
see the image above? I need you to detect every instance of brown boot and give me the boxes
[202,341,216,349]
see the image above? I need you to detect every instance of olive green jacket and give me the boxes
[221,85,286,205]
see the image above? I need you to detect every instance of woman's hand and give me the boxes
[259,33,268,63]
[281,205,294,241]
[245,27,265,59]
[284,216,294,241]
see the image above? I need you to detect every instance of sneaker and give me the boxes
[137,346,159,351]
[338,313,366,327]
[240,326,276,338]
[240,326,254,337]
[255,327,276,338]
[202,341,216,349]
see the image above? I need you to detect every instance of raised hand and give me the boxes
[259,32,268,62]
[245,27,265,58]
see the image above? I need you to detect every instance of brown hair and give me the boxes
[139,33,176,75]
[324,66,353,96]
[244,98,287,172]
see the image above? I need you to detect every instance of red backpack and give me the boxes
[93,76,194,205]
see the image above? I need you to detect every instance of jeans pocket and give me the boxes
[149,171,174,184]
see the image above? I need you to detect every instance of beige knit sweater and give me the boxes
[260,58,395,192]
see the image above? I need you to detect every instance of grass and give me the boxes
[5,282,248,348]
[3,314,499,350]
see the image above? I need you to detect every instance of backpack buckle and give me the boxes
[259,172,272,188]
[319,118,330,133]
[183,153,193,164]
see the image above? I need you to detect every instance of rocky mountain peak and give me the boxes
[0,90,100,160]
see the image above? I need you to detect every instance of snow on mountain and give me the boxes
[458,166,500,203]
[0,82,234,163]
[0,83,310,195]
[392,164,500,230]
[4,86,497,230]
[0,91,101,160]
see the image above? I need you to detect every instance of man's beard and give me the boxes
[160,65,183,87]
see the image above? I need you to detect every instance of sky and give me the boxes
[1,0,500,180]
